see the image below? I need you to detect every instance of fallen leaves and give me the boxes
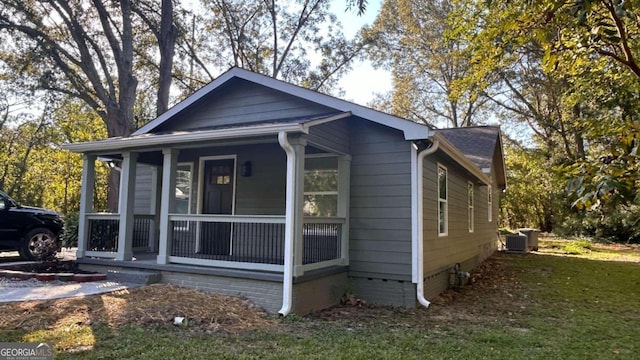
[0,284,274,333]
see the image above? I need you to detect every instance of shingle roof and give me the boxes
[435,126,500,170]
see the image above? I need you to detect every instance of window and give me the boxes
[175,163,192,214]
[488,187,492,222]
[304,156,338,217]
[468,182,474,232]
[438,164,448,236]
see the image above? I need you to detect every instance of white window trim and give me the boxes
[176,162,193,215]
[304,154,339,217]
[488,186,493,222]
[468,181,474,233]
[437,163,448,237]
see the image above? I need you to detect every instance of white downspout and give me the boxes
[278,131,295,316]
[411,139,439,308]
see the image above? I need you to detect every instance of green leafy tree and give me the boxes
[364,0,491,128]
[500,142,563,231]
[0,106,51,200]
[0,0,183,209]
[0,93,109,214]
[448,0,639,239]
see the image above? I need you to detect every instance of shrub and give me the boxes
[554,205,640,244]
[62,212,79,248]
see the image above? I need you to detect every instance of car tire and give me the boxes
[19,228,58,261]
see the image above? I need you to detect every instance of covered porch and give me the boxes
[65,118,352,314]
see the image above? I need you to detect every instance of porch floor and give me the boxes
[77,252,348,284]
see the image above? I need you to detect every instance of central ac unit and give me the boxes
[505,235,528,252]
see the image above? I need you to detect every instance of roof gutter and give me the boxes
[277,131,295,316]
[411,137,440,308]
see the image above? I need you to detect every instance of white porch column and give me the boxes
[290,137,306,276]
[337,154,351,265]
[77,154,96,258]
[116,152,138,261]
[157,148,178,265]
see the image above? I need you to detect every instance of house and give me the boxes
[63,67,506,315]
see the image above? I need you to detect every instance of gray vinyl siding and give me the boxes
[305,119,350,154]
[179,143,287,215]
[134,163,154,214]
[421,152,499,298]
[155,80,333,132]
[348,119,413,281]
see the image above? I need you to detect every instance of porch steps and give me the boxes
[105,269,162,285]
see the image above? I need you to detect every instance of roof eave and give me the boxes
[63,122,306,153]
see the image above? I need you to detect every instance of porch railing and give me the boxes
[83,213,345,271]
[168,214,345,270]
[132,214,155,249]
[169,215,285,269]
[84,213,156,257]
[86,214,119,255]
[302,217,343,265]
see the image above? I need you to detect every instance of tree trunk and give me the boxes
[156,0,177,116]
[573,104,585,160]
[103,106,135,212]
[107,169,121,213]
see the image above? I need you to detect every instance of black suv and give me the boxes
[0,190,64,260]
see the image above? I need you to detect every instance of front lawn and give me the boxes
[1,238,638,359]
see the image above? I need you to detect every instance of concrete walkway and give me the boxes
[1,248,140,303]
[0,281,141,303]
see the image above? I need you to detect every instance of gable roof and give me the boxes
[63,67,505,189]
[133,67,430,140]
[436,126,507,189]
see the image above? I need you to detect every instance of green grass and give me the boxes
[1,239,639,359]
[538,236,640,261]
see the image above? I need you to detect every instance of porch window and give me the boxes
[438,164,448,236]
[175,163,193,214]
[304,156,338,217]
[468,182,474,233]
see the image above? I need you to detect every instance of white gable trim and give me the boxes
[133,68,430,140]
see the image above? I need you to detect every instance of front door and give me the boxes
[200,158,234,255]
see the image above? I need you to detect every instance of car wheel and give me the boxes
[19,228,58,261]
